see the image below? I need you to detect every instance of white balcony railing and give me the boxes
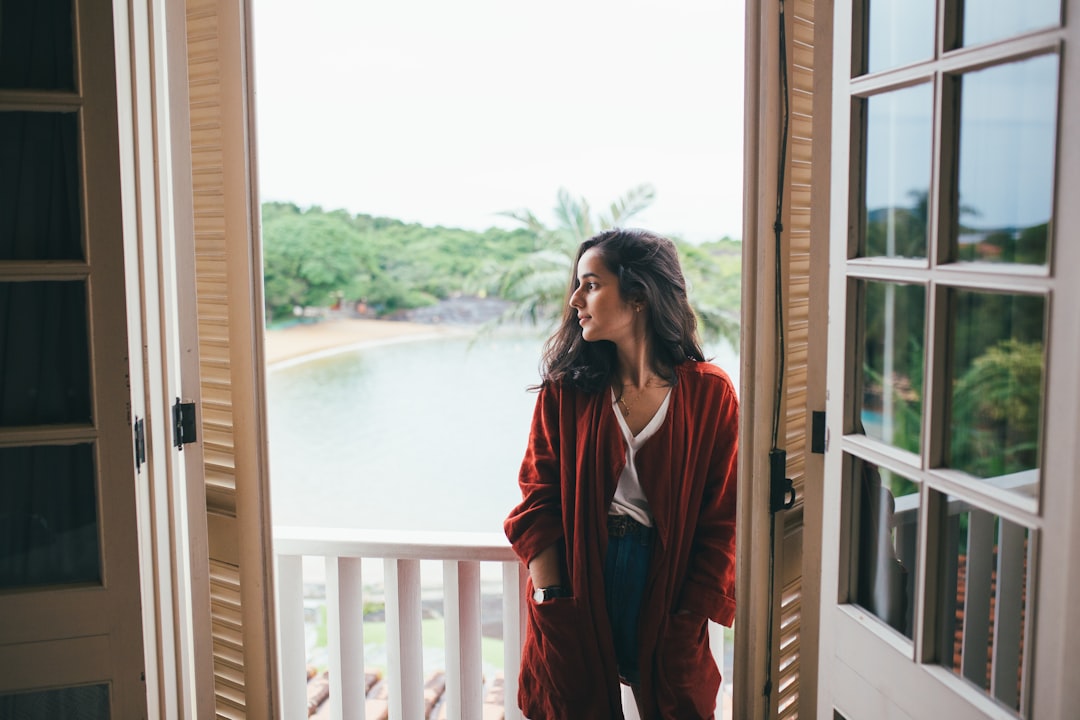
[274,527,527,720]
[891,476,1031,710]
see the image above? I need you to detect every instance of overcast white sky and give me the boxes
[251,0,745,243]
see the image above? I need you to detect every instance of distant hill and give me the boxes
[261,202,742,341]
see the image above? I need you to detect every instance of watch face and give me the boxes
[533,586,569,603]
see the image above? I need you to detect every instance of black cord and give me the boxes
[771,0,790,453]
[762,515,778,716]
[763,1,790,716]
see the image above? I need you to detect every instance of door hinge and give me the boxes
[811,410,826,454]
[134,417,146,472]
[172,398,197,450]
[769,448,796,513]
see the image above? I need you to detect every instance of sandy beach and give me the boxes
[264,317,470,368]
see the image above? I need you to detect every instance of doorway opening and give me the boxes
[251,2,744,717]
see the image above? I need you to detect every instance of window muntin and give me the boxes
[854,280,925,452]
[934,496,1029,713]
[954,55,1059,266]
[959,0,1061,48]
[862,84,933,259]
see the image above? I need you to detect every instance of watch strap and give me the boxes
[533,585,570,603]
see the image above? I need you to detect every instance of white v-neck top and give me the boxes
[608,387,672,527]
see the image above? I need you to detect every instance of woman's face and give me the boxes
[568,248,640,345]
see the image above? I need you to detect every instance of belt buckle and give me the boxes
[608,515,633,537]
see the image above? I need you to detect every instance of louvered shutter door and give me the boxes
[185,0,278,716]
[773,1,820,716]
[737,0,828,717]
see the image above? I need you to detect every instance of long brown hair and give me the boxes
[539,228,705,393]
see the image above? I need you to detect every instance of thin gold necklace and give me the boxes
[615,377,658,418]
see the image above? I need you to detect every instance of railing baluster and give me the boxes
[444,560,482,720]
[502,561,527,720]
[938,511,961,665]
[709,619,726,718]
[274,530,521,719]
[991,520,1026,708]
[327,556,367,719]
[962,508,994,685]
[276,553,307,720]
[385,558,424,720]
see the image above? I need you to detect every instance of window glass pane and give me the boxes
[0,683,109,718]
[961,0,1061,48]
[935,497,1029,712]
[849,456,919,639]
[863,84,932,258]
[948,290,1043,494]
[0,444,100,590]
[955,55,1058,265]
[855,280,925,452]
[865,0,935,74]
[0,0,75,90]
[0,112,83,260]
[0,281,91,426]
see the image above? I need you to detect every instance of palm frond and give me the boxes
[599,183,657,228]
[554,187,594,244]
[486,184,730,345]
[497,250,570,299]
[694,305,741,352]
[495,208,549,236]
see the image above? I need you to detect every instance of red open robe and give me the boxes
[504,361,738,719]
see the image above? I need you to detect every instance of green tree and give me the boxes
[490,184,654,328]
[262,208,374,321]
[492,185,741,350]
[258,198,739,345]
[950,339,1043,478]
[677,238,741,351]
[261,202,538,320]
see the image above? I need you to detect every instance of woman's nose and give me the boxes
[569,287,583,308]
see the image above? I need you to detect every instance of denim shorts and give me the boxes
[604,514,654,685]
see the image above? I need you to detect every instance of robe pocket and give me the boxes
[520,596,593,710]
[654,611,720,719]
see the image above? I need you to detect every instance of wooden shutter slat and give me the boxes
[185,0,278,714]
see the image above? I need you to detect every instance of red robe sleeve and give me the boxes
[504,383,565,566]
[676,374,739,625]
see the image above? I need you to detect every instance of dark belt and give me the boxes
[607,514,652,537]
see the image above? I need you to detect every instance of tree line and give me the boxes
[261,187,742,349]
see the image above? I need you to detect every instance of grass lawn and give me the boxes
[363,619,505,669]
[313,606,504,672]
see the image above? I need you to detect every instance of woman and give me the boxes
[504,228,738,719]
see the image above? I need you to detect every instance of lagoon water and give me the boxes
[267,332,740,534]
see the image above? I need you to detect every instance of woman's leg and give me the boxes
[604,519,653,685]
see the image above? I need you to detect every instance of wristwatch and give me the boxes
[533,585,570,604]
